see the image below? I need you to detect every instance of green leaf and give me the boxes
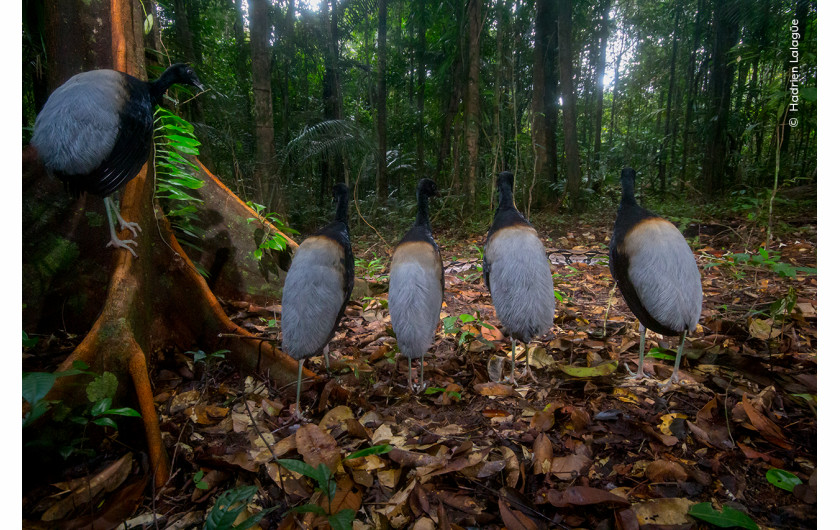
[647,347,676,361]
[22,372,56,406]
[23,330,39,348]
[92,417,119,429]
[314,463,334,495]
[688,502,759,529]
[204,485,258,530]
[345,444,393,460]
[103,407,142,417]
[86,372,119,403]
[275,458,320,481]
[23,400,51,428]
[558,360,618,378]
[91,397,113,416]
[143,13,154,35]
[800,86,816,102]
[766,468,803,492]
[328,509,356,530]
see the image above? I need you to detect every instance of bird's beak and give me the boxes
[193,81,206,92]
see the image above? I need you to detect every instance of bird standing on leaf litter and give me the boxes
[608,167,703,385]
[483,171,555,385]
[281,183,354,417]
[30,63,205,258]
[389,179,443,393]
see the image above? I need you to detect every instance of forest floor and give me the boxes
[23,199,817,529]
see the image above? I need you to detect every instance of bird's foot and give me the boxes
[505,374,518,386]
[119,220,142,238]
[525,365,538,384]
[657,374,684,390]
[624,362,652,380]
[411,380,428,394]
[106,236,139,258]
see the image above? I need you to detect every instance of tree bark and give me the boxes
[592,0,611,173]
[250,0,276,205]
[557,0,582,207]
[415,0,427,179]
[702,0,739,196]
[531,0,559,210]
[464,0,481,212]
[376,0,388,201]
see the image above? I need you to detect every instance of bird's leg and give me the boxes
[295,360,304,419]
[103,197,138,258]
[323,345,330,372]
[107,194,141,237]
[507,338,518,386]
[666,331,688,385]
[419,355,425,392]
[407,358,414,393]
[626,323,651,379]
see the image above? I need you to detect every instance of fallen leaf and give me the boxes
[533,433,553,474]
[550,454,593,480]
[498,499,538,530]
[530,409,555,432]
[474,382,516,397]
[558,360,618,378]
[645,460,688,482]
[741,394,793,450]
[546,486,630,508]
[633,497,694,525]
[42,453,134,521]
[296,423,341,473]
[319,405,355,436]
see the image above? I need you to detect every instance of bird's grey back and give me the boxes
[624,220,702,332]
[485,226,555,342]
[31,70,128,176]
[281,236,347,360]
[389,242,443,360]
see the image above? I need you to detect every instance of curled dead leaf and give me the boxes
[474,382,516,397]
[645,460,688,482]
[532,433,553,475]
[296,423,341,473]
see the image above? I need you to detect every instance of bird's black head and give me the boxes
[417,178,438,199]
[620,167,637,206]
[163,63,205,91]
[497,171,515,190]
[332,182,349,201]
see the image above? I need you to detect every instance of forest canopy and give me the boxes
[22,0,816,230]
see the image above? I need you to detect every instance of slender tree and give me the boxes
[250,0,276,204]
[376,0,388,201]
[558,0,582,207]
[464,0,481,211]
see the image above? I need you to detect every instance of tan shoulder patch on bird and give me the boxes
[620,217,681,256]
[392,241,440,269]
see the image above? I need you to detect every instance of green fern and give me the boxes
[154,107,205,245]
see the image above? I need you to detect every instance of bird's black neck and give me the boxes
[148,67,181,105]
[415,192,431,229]
[334,190,349,227]
[620,175,638,208]
[496,182,515,212]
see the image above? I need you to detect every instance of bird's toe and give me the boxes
[106,237,139,258]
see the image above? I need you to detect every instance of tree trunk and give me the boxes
[657,4,680,194]
[434,11,464,187]
[557,0,582,207]
[701,0,739,196]
[25,0,307,494]
[376,0,388,201]
[592,0,611,173]
[531,0,559,210]
[462,0,481,212]
[321,0,344,193]
[680,0,705,189]
[415,0,426,180]
[250,0,276,205]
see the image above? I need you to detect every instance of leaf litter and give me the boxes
[22,213,817,529]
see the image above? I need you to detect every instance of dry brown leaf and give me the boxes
[474,382,516,397]
[42,453,133,521]
[532,433,553,475]
[645,460,688,482]
[742,394,793,450]
[546,486,630,508]
[388,448,444,468]
[530,410,555,432]
[500,446,521,488]
[319,405,355,436]
[321,475,363,515]
[412,517,437,530]
[632,497,694,525]
[296,423,341,473]
[498,499,538,530]
[550,454,593,481]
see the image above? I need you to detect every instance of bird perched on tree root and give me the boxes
[30,63,204,257]
[389,178,443,393]
[483,171,555,384]
[609,168,702,385]
[281,183,354,416]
